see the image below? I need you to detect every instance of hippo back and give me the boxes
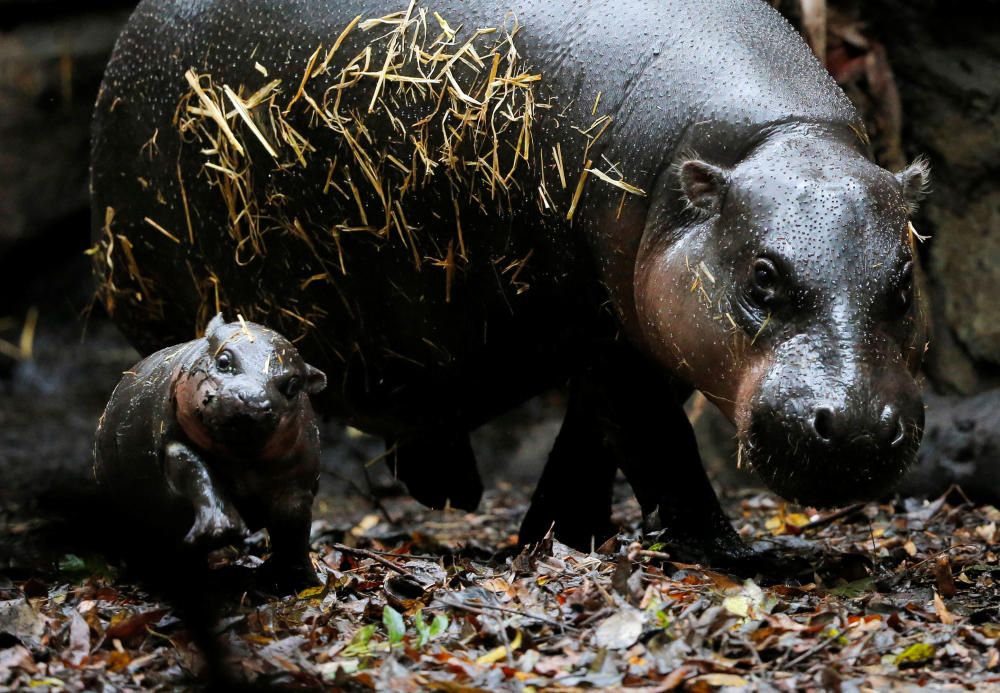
[91,0,862,430]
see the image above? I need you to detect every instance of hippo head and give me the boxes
[635,128,930,507]
[174,314,327,458]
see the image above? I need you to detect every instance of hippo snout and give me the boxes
[810,401,909,450]
[204,386,283,446]
[236,390,275,416]
[742,369,924,508]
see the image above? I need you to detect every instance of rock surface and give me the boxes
[863,0,1000,393]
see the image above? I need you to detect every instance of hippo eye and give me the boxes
[750,257,780,302]
[281,376,301,399]
[216,350,234,373]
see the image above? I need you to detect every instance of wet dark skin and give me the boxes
[93,0,929,569]
[94,314,327,590]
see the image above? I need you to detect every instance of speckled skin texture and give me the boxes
[91,0,929,562]
[93,314,327,586]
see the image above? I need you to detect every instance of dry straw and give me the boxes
[94,1,647,329]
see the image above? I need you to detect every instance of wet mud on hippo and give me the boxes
[91,0,930,566]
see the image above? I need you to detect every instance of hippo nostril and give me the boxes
[878,404,903,448]
[239,391,272,412]
[878,404,906,448]
[812,407,835,443]
[890,419,906,448]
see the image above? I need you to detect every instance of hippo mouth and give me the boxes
[737,416,922,508]
[208,409,283,452]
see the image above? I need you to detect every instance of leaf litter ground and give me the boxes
[2,314,998,690]
[5,458,1000,691]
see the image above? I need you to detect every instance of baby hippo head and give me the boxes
[174,313,327,458]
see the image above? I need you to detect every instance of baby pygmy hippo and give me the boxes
[94,313,327,589]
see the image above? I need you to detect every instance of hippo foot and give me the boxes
[518,502,617,552]
[644,510,812,579]
[704,543,813,580]
[184,508,248,549]
[256,556,321,594]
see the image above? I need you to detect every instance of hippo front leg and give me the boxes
[260,485,319,592]
[163,441,248,548]
[595,351,758,568]
[518,376,619,551]
[520,345,756,567]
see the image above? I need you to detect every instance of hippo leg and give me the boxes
[518,376,619,550]
[520,346,756,566]
[260,486,320,592]
[389,431,484,511]
[596,353,758,568]
[163,442,248,548]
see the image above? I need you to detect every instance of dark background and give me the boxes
[2,0,999,509]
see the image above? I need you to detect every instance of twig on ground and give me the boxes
[333,542,413,577]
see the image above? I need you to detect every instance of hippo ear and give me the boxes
[895,156,931,214]
[205,312,227,338]
[304,364,327,394]
[678,159,731,214]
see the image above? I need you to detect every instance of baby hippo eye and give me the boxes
[281,376,302,399]
[750,257,780,302]
[216,350,234,373]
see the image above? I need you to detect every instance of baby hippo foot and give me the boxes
[184,506,248,549]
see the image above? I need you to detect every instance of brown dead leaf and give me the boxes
[934,555,957,598]
[0,644,36,677]
[104,608,167,644]
[933,592,955,626]
[976,522,997,544]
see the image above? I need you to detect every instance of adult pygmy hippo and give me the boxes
[93,314,327,587]
[91,0,929,566]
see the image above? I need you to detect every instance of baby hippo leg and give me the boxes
[261,487,319,591]
[164,441,248,547]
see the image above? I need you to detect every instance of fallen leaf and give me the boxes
[595,607,643,650]
[895,643,935,667]
[475,629,522,664]
[0,598,47,650]
[694,673,750,687]
[0,644,36,677]
[66,609,90,666]
[976,522,997,544]
[934,555,957,598]
[105,608,167,644]
[933,592,955,625]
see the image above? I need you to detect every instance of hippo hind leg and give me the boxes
[389,429,483,511]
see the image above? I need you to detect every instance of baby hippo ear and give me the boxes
[205,312,227,338]
[895,156,931,213]
[304,364,327,394]
[678,158,731,214]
